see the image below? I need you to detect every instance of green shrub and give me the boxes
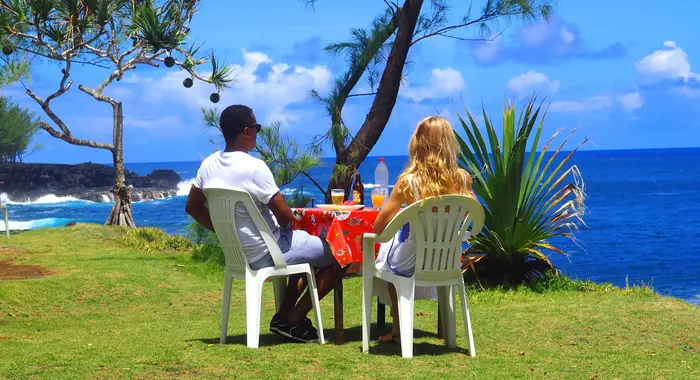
[187,220,225,265]
[121,227,194,253]
[285,189,313,208]
[191,241,225,266]
[457,97,587,282]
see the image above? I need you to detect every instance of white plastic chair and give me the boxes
[203,188,325,348]
[1,202,8,239]
[362,195,485,358]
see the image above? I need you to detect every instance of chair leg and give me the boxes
[220,273,233,344]
[437,285,457,348]
[458,282,476,357]
[306,271,325,345]
[272,277,287,313]
[396,281,415,359]
[361,271,374,353]
[245,274,263,348]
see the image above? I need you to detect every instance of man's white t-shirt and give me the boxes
[194,151,281,263]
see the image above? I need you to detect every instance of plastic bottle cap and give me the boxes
[379,158,385,162]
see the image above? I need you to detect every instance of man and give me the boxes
[185,105,341,343]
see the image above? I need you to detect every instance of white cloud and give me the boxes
[550,92,643,113]
[402,67,465,102]
[121,73,153,84]
[636,41,697,81]
[145,49,332,125]
[616,92,644,112]
[506,70,560,98]
[560,26,575,44]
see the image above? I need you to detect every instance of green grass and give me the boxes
[1,225,698,379]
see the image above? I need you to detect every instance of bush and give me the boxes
[187,220,225,265]
[285,189,313,208]
[457,98,587,283]
[121,227,194,253]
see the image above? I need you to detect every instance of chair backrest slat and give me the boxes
[203,188,287,270]
[397,195,484,282]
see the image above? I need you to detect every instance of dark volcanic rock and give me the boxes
[0,162,182,203]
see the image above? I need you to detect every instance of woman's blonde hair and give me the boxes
[396,116,474,200]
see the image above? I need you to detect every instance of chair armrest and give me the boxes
[362,233,377,268]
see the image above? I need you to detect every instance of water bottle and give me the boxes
[374,157,389,203]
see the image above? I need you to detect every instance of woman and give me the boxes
[373,115,476,344]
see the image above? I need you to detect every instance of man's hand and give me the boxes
[267,192,295,230]
[185,186,215,231]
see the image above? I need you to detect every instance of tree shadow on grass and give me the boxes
[193,324,470,357]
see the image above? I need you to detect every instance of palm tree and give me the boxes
[457,98,588,283]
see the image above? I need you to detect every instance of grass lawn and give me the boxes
[1,224,699,379]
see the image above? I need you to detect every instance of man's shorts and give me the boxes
[249,230,336,269]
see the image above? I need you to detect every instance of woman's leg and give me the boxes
[379,283,401,343]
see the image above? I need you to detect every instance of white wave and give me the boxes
[0,193,90,205]
[0,217,72,231]
[362,183,395,189]
[101,194,111,202]
[282,188,302,195]
[176,178,196,196]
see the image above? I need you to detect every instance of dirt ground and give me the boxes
[0,259,53,280]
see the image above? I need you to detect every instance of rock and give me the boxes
[65,222,77,227]
[0,163,182,203]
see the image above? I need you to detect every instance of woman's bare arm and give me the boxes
[373,180,407,235]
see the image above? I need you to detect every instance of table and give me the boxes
[291,207,380,344]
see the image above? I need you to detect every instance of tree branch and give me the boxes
[14,46,112,68]
[301,171,328,197]
[20,55,114,151]
[347,92,378,98]
[410,10,519,47]
[37,121,114,150]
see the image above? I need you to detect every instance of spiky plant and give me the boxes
[456,98,588,283]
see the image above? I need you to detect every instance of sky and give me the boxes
[4,0,700,164]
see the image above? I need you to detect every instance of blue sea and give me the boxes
[2,149,699,305]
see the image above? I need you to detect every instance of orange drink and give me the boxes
[370,187,387,208]
[371,194,385,207]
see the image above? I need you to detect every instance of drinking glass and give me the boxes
[331,189,345,205]
[371,187,387,209]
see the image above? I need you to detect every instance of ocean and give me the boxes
[1,148,699,305]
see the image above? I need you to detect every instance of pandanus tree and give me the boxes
[0,0,232,226]
[456,98,588,283]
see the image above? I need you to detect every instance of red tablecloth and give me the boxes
[291,208,380,266]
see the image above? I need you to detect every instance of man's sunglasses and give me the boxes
[245,124,262,133]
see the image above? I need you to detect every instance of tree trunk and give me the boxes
[105,103,135,227]
[326,158,356,203]
[326,0,424,202]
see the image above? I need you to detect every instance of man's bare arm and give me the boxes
[267,192,295,229]
[185,186,215,231]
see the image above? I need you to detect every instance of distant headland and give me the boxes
[0,162,181,203]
